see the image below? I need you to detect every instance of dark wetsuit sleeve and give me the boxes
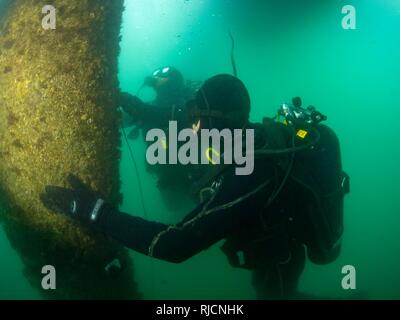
[119,93,174,127]
[97,162,275,263]
[139,106,173,127]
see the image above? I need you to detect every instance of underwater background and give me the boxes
[0,0,399,300]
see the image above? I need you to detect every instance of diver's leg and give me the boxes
[252,241,306,300]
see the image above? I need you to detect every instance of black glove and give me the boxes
[40,174,107,226]
[118,92,145,119]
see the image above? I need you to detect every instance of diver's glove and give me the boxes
[40,174,107,227]
[118,92,145,119]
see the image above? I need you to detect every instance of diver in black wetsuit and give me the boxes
[119,66,195,140]
[40,74,350,299]
[119,66,200,212]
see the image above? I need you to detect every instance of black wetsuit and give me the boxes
[97,120,348,299]
[120,89,197,193]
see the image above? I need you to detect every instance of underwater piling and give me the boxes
[0,0,140,299]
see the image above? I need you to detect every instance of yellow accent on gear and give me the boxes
[296,129,308,139]
[161,137,168,150]
[205,147,220,165]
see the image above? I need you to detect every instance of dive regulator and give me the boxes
[278,97,327,125]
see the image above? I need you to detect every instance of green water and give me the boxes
[1,0,400,299]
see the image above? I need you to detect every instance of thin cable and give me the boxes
[266,131,297,207]
[253,127,320,157]
[120,85,155,297]
[121,126,148,219]
[122,123,156,298]
[120,83,147,218]
[260,128,297,231]
[133,83,156,297]
[229,31,238,77]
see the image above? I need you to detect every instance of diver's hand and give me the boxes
[118,92,145,118]
[40,174,106,226]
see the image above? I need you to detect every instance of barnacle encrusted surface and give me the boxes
[0,0,139,299]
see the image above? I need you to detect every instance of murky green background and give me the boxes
[1,0,399,299]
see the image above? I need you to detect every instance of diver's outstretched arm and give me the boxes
[41,169,273,263]
[118,92,171,127]
[118,92,150,119]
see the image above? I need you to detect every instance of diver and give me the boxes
[119,66,200,213]
[119,66,197,139]
[40,74,350,299]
